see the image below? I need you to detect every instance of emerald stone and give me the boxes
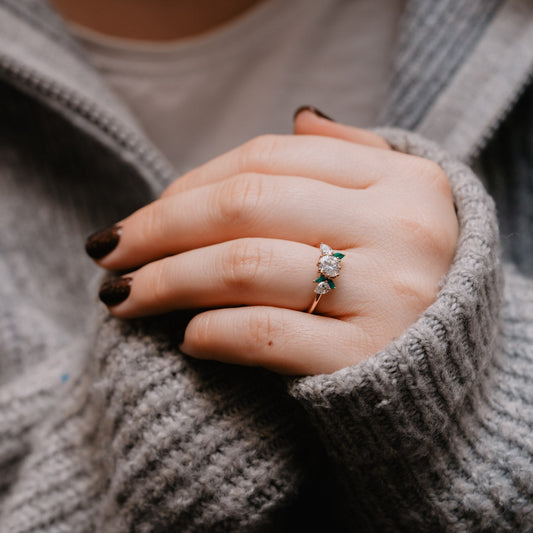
[315,276,326,283]
[333,253,345,259]
[327,279,335,289]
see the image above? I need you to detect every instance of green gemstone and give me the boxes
[327,279,335,289]
[333,253,345,259]
[315,276,326,283]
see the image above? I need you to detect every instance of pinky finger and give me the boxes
[180,306,373,375]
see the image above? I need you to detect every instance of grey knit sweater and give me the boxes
[0,0,532,532]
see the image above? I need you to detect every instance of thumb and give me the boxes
[293,105,390,150]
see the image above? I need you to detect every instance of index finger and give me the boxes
[161,134,403,197]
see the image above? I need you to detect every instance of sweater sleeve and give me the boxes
[288,129,533,531]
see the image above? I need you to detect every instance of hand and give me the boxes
[86,108,459,375]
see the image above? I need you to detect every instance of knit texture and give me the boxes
[380,0,503,130]
[0,1,532,532]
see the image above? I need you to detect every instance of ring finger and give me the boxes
[99,238,355,319]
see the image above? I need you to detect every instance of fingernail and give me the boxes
[293,105,335,122]
[85,225,122,259]
[99,277,132,306]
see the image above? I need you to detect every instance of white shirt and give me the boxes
[71,0,404,174]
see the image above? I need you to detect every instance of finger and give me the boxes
[101,238,353,319]
[293,105,391,150]
[179,306,376,375]
[98,175,369,271]
[161,133,400,197]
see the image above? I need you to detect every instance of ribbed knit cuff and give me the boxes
[287,129,503,525]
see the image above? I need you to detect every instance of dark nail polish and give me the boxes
[85,225,122,260]
[99,277,132,306]
[293,105,335,122]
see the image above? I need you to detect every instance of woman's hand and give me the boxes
[86,108,458,375]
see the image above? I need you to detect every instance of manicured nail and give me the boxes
[85,225,122,259]
[99,277,132,306]
[293,105,335,122]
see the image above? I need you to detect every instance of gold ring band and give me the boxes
[307,293,322,314]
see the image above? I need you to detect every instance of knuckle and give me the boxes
[216,173,264,226]
[412,157,442,179]
[220,239,268,291]
[430,169,452,200]
[135,203,163,244]
[432,222,457,260]
[415,158,452,198]
[150,259,173,304]
[390,275,437,313]
[396,213,453,260]
[240,134,280,172]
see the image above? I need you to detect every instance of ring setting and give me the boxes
[308,243,345,313]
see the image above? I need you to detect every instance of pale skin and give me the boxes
[49,0,267,41]
[53,1,459,375]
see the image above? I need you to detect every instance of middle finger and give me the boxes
[98,175,370,270]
